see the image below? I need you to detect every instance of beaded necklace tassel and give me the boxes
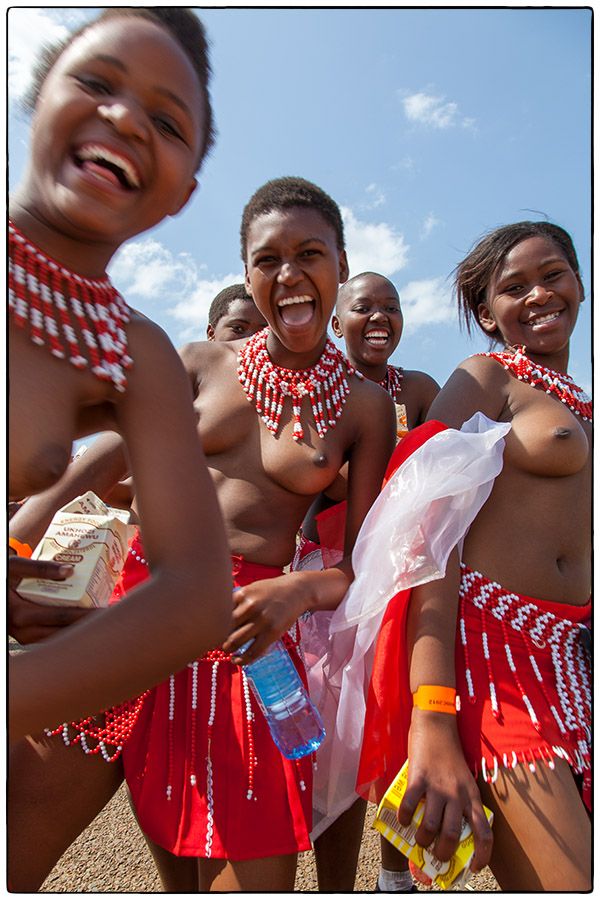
[237,328,363,443]
[380,365,404,401]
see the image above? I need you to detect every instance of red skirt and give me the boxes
[121,542,313,860]
[357,564,591,810]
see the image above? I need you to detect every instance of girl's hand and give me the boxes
[8,556,91,644]
[399,710,493,873]
[224,574,308,664]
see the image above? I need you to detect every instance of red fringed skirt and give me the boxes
[121,540,313,860]
[48,534,313,859]
[357,564,591,809]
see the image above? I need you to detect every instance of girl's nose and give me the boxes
[277,261,302,284]
[98,99,148,141]
[525,283,552,305]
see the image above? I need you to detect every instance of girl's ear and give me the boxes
[339,250,350,285]
[170,178,198,217]
[477,302,499,334]
[331,315,343,338]
[576,272,585,303]
[244,265,252,296]
[206,324,215,341]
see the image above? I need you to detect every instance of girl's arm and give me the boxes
[10,319,232,740]
[399,553,493,872]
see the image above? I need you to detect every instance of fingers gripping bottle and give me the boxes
[240,638,325,760]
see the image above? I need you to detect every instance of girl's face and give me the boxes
[332,274,403,369]
[478,236,583,358]
[24,16,204,247]
[208,298,267,342]
[244,207,349,363]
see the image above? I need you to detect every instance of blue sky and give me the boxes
[7,5,592,393]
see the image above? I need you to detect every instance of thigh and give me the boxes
[198,853,298,892]
[479,758,591,891]
[8,734,124,891]
[124,786,199,892]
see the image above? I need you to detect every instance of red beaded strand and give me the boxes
[479,345,592,422]
[237,327,363,442]
[379,365,404,401]
[8,220,133,392]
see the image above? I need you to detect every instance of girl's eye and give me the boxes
[76,74,112,95]
[256,256,277,266]
[545,269,564,281]
[503,283,523,294]
[300,248,319,257]
[153,117,184,141]
[353,306,369,314]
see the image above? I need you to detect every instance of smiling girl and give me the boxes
[357,221,591,891]
[8,8,231,740]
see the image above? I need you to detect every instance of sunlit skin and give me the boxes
[207,297,267,341]
[404,232,590,891]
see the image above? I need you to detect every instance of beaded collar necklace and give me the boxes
[237,326,363,442]
[8,219,132,392]
[379,365,404,401]
[479,345,592,422]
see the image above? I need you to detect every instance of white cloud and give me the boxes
[364,183,386,209]
[109,238,243,342]
[399,276,456,331]
[342,207,409,278]
[421,213,441,240]
[8,9,69,105]
[169,274,245,342]
[401,91,474,130]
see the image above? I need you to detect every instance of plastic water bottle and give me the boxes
[240,638,325,759]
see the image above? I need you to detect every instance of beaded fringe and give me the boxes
[237,327,363,442]
[380,365,404,401]
[458,565,591,784]
[163,623,307,858]
[44,695,149,762]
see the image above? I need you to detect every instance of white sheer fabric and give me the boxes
[306,413,511,840]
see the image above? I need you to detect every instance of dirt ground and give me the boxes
[40,783,499,893]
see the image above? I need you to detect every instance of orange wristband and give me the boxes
[413,684,457,715]
[8,538,33,558]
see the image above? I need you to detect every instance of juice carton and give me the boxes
[373,760,494,890]
[18,491,134,609]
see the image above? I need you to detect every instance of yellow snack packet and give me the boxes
[373,760,494,890]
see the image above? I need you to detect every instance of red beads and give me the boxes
[481,346,592,422]
[8,220,133,392]
[237,328,363,442]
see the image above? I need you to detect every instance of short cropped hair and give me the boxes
[455,221,581,337]
[240,176,345,261]
[208,284,253,327]
[23,7,215,169]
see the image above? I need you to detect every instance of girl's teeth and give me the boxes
[530,311,560,328]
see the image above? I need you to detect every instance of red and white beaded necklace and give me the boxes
[237,327,363,442]
[8,219,133,392]
[379,364,404,401]
[479,345,592,422]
